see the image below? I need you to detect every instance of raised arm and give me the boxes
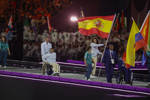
[97,51,103,55]
[90,43,104,48]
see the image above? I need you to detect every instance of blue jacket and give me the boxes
[146,51,150,64]
[102,48,118,65]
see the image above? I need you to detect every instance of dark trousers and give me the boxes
[0,50,8,66]
[125,68,131,82]
[117,67,131,83]
[147,64,150,82]
[106,64,114,83]
[85,64,92,80]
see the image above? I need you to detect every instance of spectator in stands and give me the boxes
[84,47,94,80]
[90,38,104,78]
[41,36,52,75]
[102,42,118,83]
[0,36,10,68]
[42,48,60,76]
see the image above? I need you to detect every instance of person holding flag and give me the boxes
[145,49,150,87]
[122,15,148,85]
[140,10,150,87]
[78,15,116,78]
[102,42,118,83]
[90,38,104,78]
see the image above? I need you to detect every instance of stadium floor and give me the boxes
[0,66,149,88]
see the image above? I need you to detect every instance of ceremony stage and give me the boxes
[0,59,150,100]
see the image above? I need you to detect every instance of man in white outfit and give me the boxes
[41,36,52,75]
[42,48,60,76]
[90,38,104,77]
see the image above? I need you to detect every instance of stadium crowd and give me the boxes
[22,15,143,62]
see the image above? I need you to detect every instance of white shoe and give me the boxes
[52,72,57,76]
[4,66,7,68]
[84,77,87,80]
[0,65,2,68]
[90,75,96,78]
[87,79,91,81]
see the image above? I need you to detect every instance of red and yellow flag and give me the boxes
[47,15,52,33]
[78,15,115,38]
[140,11,150,50]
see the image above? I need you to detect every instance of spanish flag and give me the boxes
[78,15,115,38]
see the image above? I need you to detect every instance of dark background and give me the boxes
[7,0,150,60]
[52,0,130,32]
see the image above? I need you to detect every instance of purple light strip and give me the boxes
[111,94,146,97]
[8,59,147,70]
[0,70,150,95]
[57,62,147,71]
[0,74,150,96]
[66,60,146,67]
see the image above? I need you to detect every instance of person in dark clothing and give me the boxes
[0,36,11,68]
[117,57,132,85]
[102,42,118,83]
[84,47,94,80]
[146,49,150,87]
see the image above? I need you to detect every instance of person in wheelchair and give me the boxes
[42,48,60,76]
[117,57,132,85]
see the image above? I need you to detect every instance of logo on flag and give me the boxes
[95,20,104,28]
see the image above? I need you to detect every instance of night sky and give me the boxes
[52,0,129,32]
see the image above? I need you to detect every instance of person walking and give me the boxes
[0,36,10,68]
[84,47,94,80]
[146,49,150,87]
[102,43,118,83]
[90,38,104,78]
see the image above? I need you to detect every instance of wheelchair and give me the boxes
[43,63,54,75]
[116,64,133,86]
[45,63,60,76]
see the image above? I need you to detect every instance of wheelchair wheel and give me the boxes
[46,64,53,75]
[130,72,134,86]
[116,72,124,84]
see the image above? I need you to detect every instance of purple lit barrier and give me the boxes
[0,70,150,94]
[66,60,102,66]
[66,60,148,71]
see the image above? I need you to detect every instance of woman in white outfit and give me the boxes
[90,38,104,77]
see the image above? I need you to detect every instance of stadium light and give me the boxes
[70,16,78,22]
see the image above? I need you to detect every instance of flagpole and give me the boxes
[80,7,85,17]
[97,14,117,78]
[140,10,150,32]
